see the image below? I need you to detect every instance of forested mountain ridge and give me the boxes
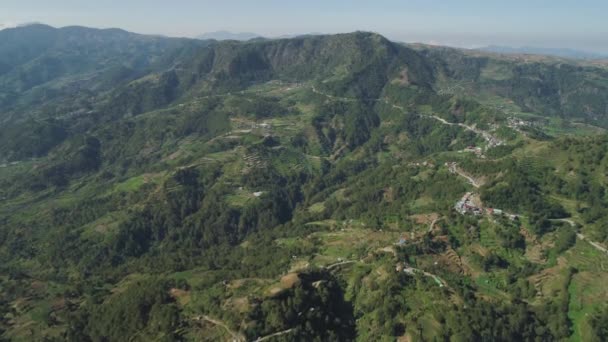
[0,24,203,107]
[0,28,434,162]
[101,31,434,116]
[1,25,608,341]
[0,24,209,161]
[413,43,608,126]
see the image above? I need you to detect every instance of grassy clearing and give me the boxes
[114,176,146,192]
[225,193,256,208]
[478,221,499,249]
[568,271,608,342]
[411,195,434,212]
[308,202,326,214]
[542,118,605,137]
[565,240,607,272]
[290,228,401,268]
[274,237,300,248]
[475,274,510,300]
[417,105,433,115]
[418,315,442,341]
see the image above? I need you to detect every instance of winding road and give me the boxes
[402,266,449,288]
[428,217,442,233]
[552,219,608,255]
[449,163,482,188]
[311,85,503,148]
[325,260,357,270]
[577,233,608,254]
[420,115,502,147]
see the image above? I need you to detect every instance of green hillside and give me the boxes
[414,44,608,127]
[1,25,608,341]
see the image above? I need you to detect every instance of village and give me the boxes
[453,191,511,216]
[479,129,504,149]
[462,128,504,157]
[507,116,538,130]
[446,161,519,220]
[453,188,519,221]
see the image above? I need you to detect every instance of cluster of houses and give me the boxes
[454,192,483,215]
[454,192,519,220]
[506,116,542,137]
[507,117,537,129]
[458,129,503,157]
[482,131,504,149]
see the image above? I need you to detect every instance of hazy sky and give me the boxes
[2,0,608,53]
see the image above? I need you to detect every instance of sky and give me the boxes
[2,0,608,53]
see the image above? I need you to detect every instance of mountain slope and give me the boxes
[0,24,209,161]
[127,31,432,97]
[414,44,608,126]
[0,24,207,117]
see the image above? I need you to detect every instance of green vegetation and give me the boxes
[1,26,608,341]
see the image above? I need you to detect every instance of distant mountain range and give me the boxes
[197,30,262,41]
[196,30,325,41]
[479,45,607,60]
[7,24,606,61]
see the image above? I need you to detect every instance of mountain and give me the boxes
[479,45,608,60]
[0,24,203,95]
[197,30,262,41]
[413,43,608,126]
[2,25,608,341]
[0,24,209,161]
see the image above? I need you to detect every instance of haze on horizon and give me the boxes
[2,0,607,54]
